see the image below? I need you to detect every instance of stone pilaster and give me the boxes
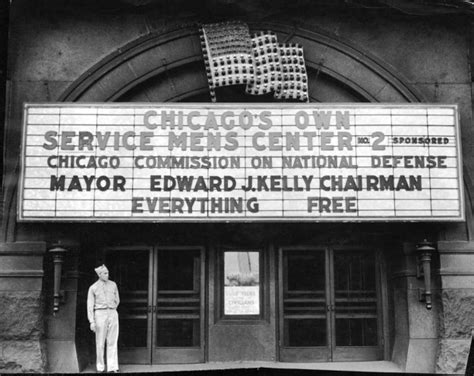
[436,241,474,374]
[0,242,47,373]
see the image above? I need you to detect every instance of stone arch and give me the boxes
[58,23,425,103]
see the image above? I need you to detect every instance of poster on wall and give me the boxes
[224,251,260,315]
[225,287,260,315]
[18,103,464,222]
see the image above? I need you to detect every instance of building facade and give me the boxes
[1,0,474,373]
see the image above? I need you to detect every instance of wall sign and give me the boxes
[19,103,464,222]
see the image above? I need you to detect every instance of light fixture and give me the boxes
[416,239,436,310]
[49,243,68,315]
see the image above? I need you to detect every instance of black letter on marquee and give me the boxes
[50,175,65,191]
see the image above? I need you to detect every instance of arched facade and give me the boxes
[2,2,474,374]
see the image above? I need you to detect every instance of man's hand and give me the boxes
[90,322,96,332]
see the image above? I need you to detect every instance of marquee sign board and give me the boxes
[18,103,464,222]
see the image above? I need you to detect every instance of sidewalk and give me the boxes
[83,361,403,374]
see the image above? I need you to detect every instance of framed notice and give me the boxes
[18,103,464,222]
[224,251,260,316]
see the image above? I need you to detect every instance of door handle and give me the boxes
[327,304,334,311]
[147,305,152,313]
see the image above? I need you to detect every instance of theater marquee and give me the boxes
[18,103,464,222]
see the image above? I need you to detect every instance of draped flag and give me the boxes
[200,22,309,102]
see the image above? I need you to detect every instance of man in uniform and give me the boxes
[87,265,120,373]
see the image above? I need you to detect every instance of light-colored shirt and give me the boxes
[87,279,120,324]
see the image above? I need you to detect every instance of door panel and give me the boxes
[105,247,153,364]
[332,251,381,361]
[152,247,205,363]
[280,249,330,361]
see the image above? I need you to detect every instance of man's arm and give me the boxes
[87,286,95,327]
[114,282,120,307]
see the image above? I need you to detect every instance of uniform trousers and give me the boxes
[94,309,119,372]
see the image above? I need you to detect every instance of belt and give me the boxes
[94,307,116,311]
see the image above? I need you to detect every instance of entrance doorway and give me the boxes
[104,246,205,364]
[279,247,385,362]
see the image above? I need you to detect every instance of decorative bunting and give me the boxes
[200,22,309,102]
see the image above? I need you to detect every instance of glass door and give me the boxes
[332,250,382,361]
[279,249,330,361]
[105,247,153,364]
[152,247,205,363]
[105,246,205,364]
[279,247,383,362]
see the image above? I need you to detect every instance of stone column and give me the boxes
[0,242,47,372]
[436,241,474,374]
